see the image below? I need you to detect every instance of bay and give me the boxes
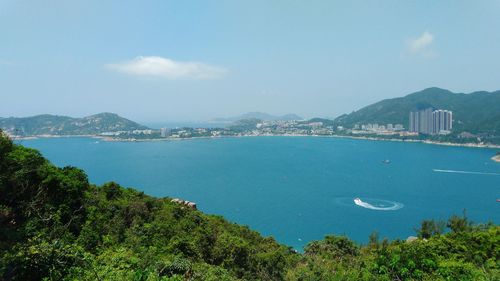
[21,136,500,249]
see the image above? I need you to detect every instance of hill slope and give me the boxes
[0,131,498,280]
[334,87,500,135]
[0,112,149,136]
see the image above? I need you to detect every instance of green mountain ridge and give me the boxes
[334,87,500,135]
[0,112,149,136]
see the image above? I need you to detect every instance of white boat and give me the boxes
[354,197,362,205]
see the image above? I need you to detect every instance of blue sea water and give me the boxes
[22,136,500,249]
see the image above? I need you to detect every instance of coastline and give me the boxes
[11,133,500,149]
[327,134,500,149]
[11,134,103,141]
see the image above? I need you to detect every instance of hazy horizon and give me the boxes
[1,1,500,122]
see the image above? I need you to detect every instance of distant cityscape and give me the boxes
[96,109,450,141]
[3,86,499,147]
[97,108,454,141]
[350,122,408,136]
[1,107,456,141]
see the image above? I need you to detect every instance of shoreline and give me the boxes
[325,134,500,149]
[11,133,500,149]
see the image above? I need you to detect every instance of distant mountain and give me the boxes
[0,112,149,136]
[334,87,500,135]
[214,112,303,122]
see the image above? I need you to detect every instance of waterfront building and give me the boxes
[409,108,452,135]
[410,109,432,134]
[160,128,171,138]
[432,110,452,134]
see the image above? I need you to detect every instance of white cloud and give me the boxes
[406,31,436,57]
[106,56,227,80]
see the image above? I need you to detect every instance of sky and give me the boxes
[1,0,499,122]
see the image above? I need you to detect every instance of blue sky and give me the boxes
[1,1,499,122]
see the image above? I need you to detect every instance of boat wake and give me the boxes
[353,198,404,211]
[433,169,500,176]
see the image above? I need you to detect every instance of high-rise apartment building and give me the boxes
[409,108,452,135]
[160,128,171,138]
[432,110,452,134]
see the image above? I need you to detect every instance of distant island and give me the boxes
[2,88,500,147]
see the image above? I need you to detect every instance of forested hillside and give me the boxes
[334,87,500,135]
[0,113,148,136]
[0,131,498,280]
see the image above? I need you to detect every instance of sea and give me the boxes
[21,136,500,249]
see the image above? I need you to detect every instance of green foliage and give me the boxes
[0,112,148,136]
[101,181,123,200]
[447,211,472,233]
[334,87,500,136]
[227,118,262,132]
[2,235,86,281]
[0,131,498,280]
[305,235,359,259]
[417,219,445,239]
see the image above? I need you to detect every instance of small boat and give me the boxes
[382,159,391,164]
[354,198,362,204]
